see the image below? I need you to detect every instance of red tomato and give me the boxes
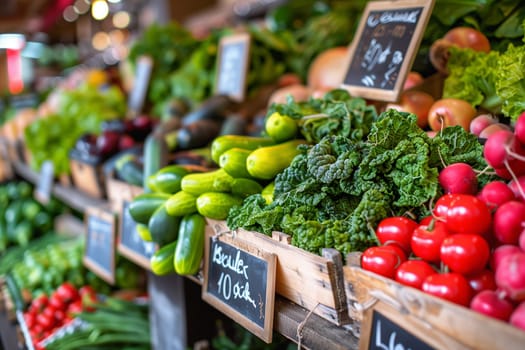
[49,292,67,311]
[422,273,473,306]
[23,311,36,329]
[444,194,492,235]
[54,309,67,324]
[361,245,407,279]
[375,216,418,254]
[411,220,450,263]
[467,269,497,294]
[36,313,54,331]
[440,234,490,275]
[395,260,436,289]
[433,193,459,220]
[56,282,80,303]
[31,294,49,313]
[67,300,84,317]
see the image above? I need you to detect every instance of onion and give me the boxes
[307,47,348,91]
[495,251,525,301]
[267,84,313,106]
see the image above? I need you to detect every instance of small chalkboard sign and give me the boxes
[202,226,276,343]
[118,200,157,269]
[83,207,116,284]
[341,0,434,102]
[34,160,54,205]
[127,55,153,118]
[215,33,251,102]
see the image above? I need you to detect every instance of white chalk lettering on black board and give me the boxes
[208,239,266,327]
[341,0,434,102]
[215,33,251,102]
[369,310,436,350]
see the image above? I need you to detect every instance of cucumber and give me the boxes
[247,139,307,180]
[210,135,276,164]
[136,223,153,242]
[114,153,144,187]
[196,192,243,220]
[219,147,253,179]
[143,134,170,192]
[128,193,170,225]
[261,181,275,204]
[231,178,263,198]
[165,191,197,217]
[174,213,206,275]
[181,168,234,195]
[150,240,177,275]
[148,204,181,245]
[146,165,190,194]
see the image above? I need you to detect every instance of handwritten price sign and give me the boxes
[203,227,276,343]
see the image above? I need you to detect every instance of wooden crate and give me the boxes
[208,220,350,326]
[69,157,106,199]
[105,173,144,214]
[343,260,525,350]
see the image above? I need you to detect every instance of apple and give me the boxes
[118,134,136,151]
[443,27,491,53]
[96,130,120,157]
[403,71,424,90]
[427,98,477,132]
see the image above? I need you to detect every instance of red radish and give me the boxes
[510,301,525,330]
[493,201,525,245]
[438,162,478,194]
[495,251,525,301]
[478,181,515,210]
[478,123,512,139]
[470,290,515,321]
[470,114,498,136]
[483,130,516,169]
[491,244,523,271]
[508,175,525,201]
[494,159,525,181]
[514,112,525,145]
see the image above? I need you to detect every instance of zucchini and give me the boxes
[143,134,170,192]
[150,240,177,275]
[165,191,197,217]
[181,168,234,195]
[146,164,190,194]
[246,139,307,180]
[148,204,181,245]
[219,114,247,136]
[231,178,263,198]
[174,213,206,275]
[114,153,143,187]
[128,193,170,225]
[210,135,276,164]
[196,192,243,220]
[219,147,252,179]
[168,119,222,151]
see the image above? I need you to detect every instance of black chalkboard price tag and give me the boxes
[341,0,435,102]
[83,207,116,284]
[34,160,54,205]
[215,33,251,102]
[202,226,276,343]
[117,200,157,270]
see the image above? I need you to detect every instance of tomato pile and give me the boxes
[362,120,525,331]
[23,282,97,349]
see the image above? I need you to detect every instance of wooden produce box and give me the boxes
[343,261,525,350]
[208,220,350,326]
[69,151,106,199]
[105,173,144,214]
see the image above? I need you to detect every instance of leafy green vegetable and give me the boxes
[495,42,525,120]
[227,109,492,257]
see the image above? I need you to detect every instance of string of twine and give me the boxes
[296,303,320,350]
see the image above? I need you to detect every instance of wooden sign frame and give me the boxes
[341,0,435,102]
[83,206,116,284]
[202,226,276,343]
[117,200,157,270]
[214,32,251,102]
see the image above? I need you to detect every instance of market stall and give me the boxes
[1,0,525,349]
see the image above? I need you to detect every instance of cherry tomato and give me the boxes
[31,294,49,313]
[23,311,36,329]
[422,272,473,306]
[467,269,497,294]
[433,194,459,219]
[375,216,418,254]
[361,245,407,279]
[36,313,54,331]
[54,309,66,324]
[395,260,436,289]
[67,300,84,317]
[440,234,490,275]
[56,282,80,303]
[411,220,450,263]
[49,292,67,311]
[444,194,492,236]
